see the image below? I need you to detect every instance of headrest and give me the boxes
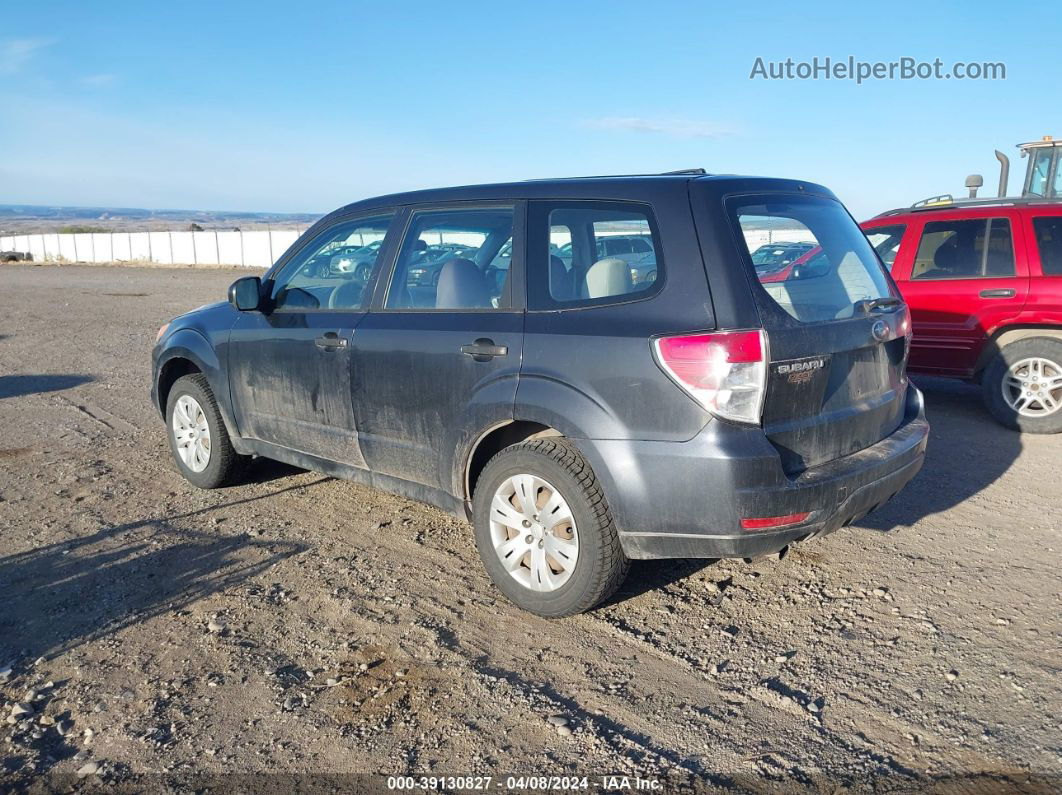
[584,257,632,299]
[436,257,491,308]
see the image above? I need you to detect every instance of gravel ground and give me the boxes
[0,264,1059,793]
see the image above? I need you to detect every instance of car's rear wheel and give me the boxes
[982,338,1062,433]
[166,374,244,488]
[472,438,629,617]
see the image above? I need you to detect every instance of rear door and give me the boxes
[729,194,911,474]
[888,210,1029,376]
[350,203,524,493]
[1024,209,1062,321]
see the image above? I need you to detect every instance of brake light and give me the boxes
[740,512,810,530]
[652,330,768,424]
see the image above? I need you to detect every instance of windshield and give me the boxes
[1027,148,1057,198]
[731,194,894,323]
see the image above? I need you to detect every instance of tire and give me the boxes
[982,337,1062,433]
[472,438,630,617]
[165,374,244,488]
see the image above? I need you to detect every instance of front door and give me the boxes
[227,213,397,466]
[351,204,524,493]
[892,212,1029,377]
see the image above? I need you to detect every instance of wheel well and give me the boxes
[157,358,201,411]
[975,326,1062,377]
[464,421,562,500]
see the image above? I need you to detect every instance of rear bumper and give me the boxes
[573,385,929,560]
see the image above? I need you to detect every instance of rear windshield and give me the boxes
[730,194,894,323]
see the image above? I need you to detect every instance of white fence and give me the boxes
[0,227,313,268]
[1,226,819,267]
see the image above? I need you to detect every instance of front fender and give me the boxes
[153,328,241,443]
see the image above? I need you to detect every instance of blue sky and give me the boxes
[1,0,1058,219]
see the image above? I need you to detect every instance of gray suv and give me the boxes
[151,171,929,616]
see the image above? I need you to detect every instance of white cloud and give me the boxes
[583,116,735,139]
[0,37,55,75]
[80,73,117,87]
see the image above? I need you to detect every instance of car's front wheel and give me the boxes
[982,337,1062,433]
[472,438,629,617]
[165,374,244,488]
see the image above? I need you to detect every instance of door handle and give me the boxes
[460,338,508,361]
[314,332,348,350]
[979,288,1016,298]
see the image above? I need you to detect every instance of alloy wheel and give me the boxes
[1002,357,1062,417]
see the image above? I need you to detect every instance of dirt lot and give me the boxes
[1,264,1059,792]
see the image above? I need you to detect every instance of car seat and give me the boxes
[436,258,491,308]
[584,257,632,299]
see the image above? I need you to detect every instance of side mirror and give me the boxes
[228,276,262,311]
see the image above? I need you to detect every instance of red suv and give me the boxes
[861,199,1062,432]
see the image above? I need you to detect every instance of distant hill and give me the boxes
[0,204,321,233]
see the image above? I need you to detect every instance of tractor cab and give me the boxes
[1020,137,1062,199]
[946,136,1062,203]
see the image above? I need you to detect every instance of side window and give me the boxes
[530,203,662,309]
[864,224,906,270]
[911,218,1014,280]
[271,215,395,310]
[386,207,514,309]
[1034,217,1062,275]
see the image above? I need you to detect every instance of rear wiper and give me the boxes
[854,296,902,314]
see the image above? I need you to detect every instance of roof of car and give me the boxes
[872,195,1062,220]
[322,172,834,222]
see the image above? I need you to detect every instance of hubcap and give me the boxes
[489,474,579,592]
[171,394,211,472]
[1002,357,1062,418]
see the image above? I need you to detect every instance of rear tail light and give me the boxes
[740,512,810,530]
[652,330,768,424]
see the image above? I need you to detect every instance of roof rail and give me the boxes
[525,168,708,181]
[912,194,955,208]
[873,194,1062,219]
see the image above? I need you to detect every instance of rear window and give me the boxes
[731,195,893,323]
[1033,216,1062,275]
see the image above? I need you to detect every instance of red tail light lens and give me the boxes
[740,512,810,531]
[652,330,768,424]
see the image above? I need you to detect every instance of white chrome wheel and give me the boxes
[1002,357,1062,417]
[171,394,211,472]
[489,474,579,593]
